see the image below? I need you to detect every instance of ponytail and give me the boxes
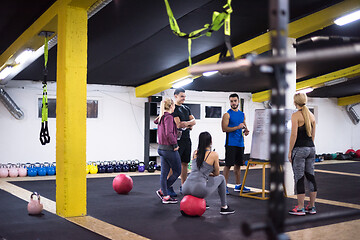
[196,132,212,169]
[301,105,312,137]
[155,98,173,123]
[294,93,312,137]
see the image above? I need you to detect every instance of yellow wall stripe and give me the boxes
[0,2,59,71]
[338,94,360,106]
[252,64,360,102]
[0,0,98,78]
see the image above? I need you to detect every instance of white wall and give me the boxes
[0,81,359,165]
[307,97,360,153]
[0,80,146,164]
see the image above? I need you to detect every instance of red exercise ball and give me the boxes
[113,174,133,194]
[356,149,360,158]
[180,195,206,217]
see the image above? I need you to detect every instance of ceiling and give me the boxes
[1,0,359,99]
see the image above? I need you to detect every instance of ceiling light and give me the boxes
[0,66,13,80]
[15,49,34,64]
[172,77,193,88]
[296,87,313,94]
[334,10,360,26]
[323,77,348,86]
[203,71,218,77]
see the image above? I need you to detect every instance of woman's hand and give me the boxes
[288,152,292,163]
[174,147,179,151]
[209,172,214,177]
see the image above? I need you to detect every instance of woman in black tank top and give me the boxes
[288,93,317,216]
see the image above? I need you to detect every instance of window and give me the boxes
[183,103,201,119]
[205,106,222,118]
[87,100,98,118]
[38,98,98,118]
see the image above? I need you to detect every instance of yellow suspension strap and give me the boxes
[39,31,53,145]
[164,0,232,66]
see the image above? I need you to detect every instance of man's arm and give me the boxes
[243,114,250,136]
[173,115,196,129]
[221,113,243,132]
[187,115,196,128]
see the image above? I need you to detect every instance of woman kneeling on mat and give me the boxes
[288,93,317,215]
[155,98,181,204]
[182,132,235,215]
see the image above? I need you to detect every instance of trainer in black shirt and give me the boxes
[172,88,196,190]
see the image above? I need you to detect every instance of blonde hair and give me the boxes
[156,98,173,122]
[294,93,312,137]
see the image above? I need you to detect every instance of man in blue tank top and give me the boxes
[221,93,250,194]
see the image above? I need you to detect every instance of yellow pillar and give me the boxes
[56,3,87,217]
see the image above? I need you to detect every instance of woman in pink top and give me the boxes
[154,98,181,204]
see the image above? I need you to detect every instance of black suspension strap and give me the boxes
[39,31,53,145]
[218,7,235,66]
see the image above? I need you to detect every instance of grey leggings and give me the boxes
[182,175,227,206]
[292,147,317,194]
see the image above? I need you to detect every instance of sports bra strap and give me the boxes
[204,151,211,163]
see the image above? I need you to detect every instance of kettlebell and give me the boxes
[27,192,43,215]
[18,164,28,177]
[114,161,122,172]
[9,164,19,178]
[130,160,137,172]
[138,162,145,172]
[47,163,56,176]
[90,162,98,174]
[38,164,47,176]
[98,162,106,173]
[122,161,129,172]
[105,161,114,173]
[0,164,9,178]
[147,161,156,173]
[28,164,37,177]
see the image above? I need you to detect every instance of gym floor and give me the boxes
[1,160,360,240]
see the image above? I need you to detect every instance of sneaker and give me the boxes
[162,196,178,204]
[288,206,306,216]
[234,184,251,193]
[206,204,210,210]
[156,189,164,200]
[167,186,177,197]
[220,206,235,215]
[226,187,229,195]
[305,203,317,214]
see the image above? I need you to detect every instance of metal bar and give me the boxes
[267,0,288,239]
[144,102,150,168]
[188,44,360,76]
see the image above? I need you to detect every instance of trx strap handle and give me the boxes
[39,32,52,145]
[164,0,232,65]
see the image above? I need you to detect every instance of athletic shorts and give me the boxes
[178,138,192,164]
[225,146,244,166]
